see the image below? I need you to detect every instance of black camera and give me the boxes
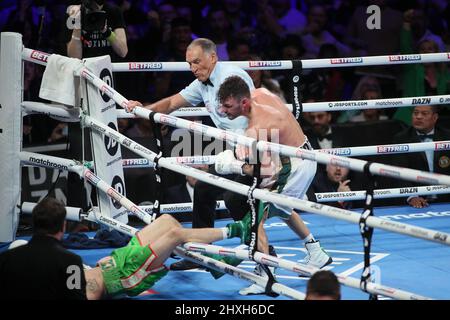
[81,0,107,32]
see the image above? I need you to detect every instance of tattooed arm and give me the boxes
[84,267,106,300]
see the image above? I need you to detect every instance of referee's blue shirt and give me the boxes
[179,62,255,132]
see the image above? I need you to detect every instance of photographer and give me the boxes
[63,0,128,214]
[66,0,128,59]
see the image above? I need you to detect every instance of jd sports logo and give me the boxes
[111,175,125,209]
[99,68,113,102]
[104,122,119,156]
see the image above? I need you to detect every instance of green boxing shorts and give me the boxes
[100,236,169,297]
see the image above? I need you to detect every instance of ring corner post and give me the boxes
[0,32,23,242]
[82,55,128,224]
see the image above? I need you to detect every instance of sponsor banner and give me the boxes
[388,55,421,62]
[27,156,69,170]
[122,138,133,147]
[90,122,106,134]
[100,84,114,99]
[411,97,431,105]
[128,62,162,70]
[330,57,363,64]
[101,104,116,113]
[416,175,439,185]
[249,61,282,68]
[80,69,95,82]
[176,156,212,164]
[328,101,368,108]
[379,168,400,178]
[159,114,178,126]
[330,157,350,168]
[374,100,403,106]
[133,144,155,157]
[438,97,450,104]
[122,158,150,167]
[30,50,49,63]
[83,56,127,223]
[377,145,409,154]
[435,142,450,151]
[325,148,351,156]
[85,170,100,186]
[374,189,392,196]
[399,187,418,194]
[187,246,207,252]
[21,156,69,212]
[425,185,450,192]
[317,192,357,200]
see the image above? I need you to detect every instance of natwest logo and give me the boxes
[129,62,162,70]
[30,50,49,63]
[330,58,362,64]
[249,61,282,67]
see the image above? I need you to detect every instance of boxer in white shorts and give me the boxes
[214,76,332,295]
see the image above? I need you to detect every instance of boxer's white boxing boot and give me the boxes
[299,240,332,269]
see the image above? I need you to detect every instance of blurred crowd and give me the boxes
[2,0,450,210]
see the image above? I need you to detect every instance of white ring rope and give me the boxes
[83,114,450,246]
[182,242,431,300]
[23,101,450,159]
[114,91,450,116]
[315,185,450,202]
[21,200,227,216]
[22,101,81,122]
[111,140,450,165]
[19,151,154,224]
[174,246,305,300]
[22,48,450,70]
[71,64,450,188]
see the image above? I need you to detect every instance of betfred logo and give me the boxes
[100,85,114,98]
[330,58,362,64]
[377,145,409,153]
[85,171,100,185]
[435,142,450,150]
[123,158,148,166]
[30,50,49,63]
[160,114,178,126]
[379,168,400,177]
[128,62,162,70]
[389,55,421,62]
[329,148,351,156]
[417,175,439,184]
[81,69,94,82]
[330,157,350,168]
[249,61,282,67]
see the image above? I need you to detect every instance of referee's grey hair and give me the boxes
[188,38,217,55]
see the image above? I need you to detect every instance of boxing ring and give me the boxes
[2,31,450,300]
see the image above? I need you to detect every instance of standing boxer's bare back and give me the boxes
[247,88,306,147]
